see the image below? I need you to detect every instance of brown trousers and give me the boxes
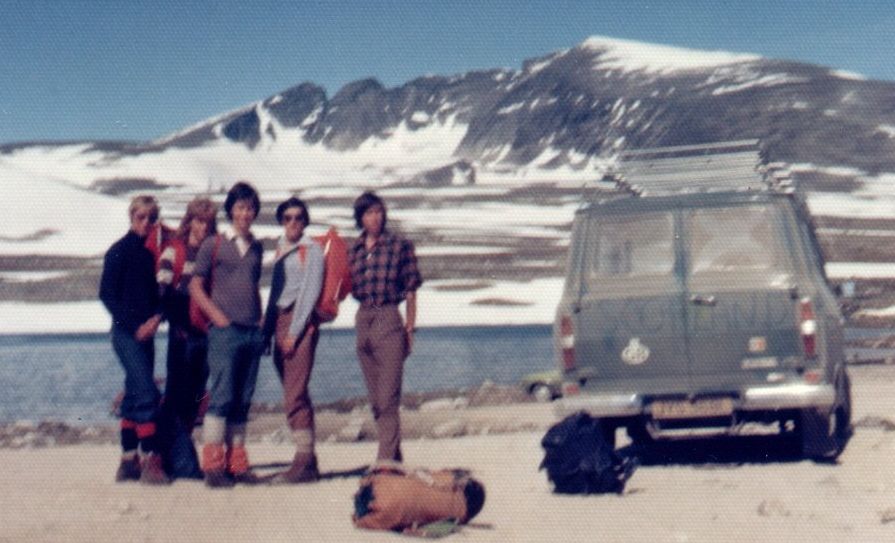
[274,307,319,432]
[356,305,408,462]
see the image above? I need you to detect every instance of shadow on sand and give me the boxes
[617,432,826,467]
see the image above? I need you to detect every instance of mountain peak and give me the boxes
[578,35,762,75]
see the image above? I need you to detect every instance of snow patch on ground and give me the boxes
[415,245,511,256]
[826,263,895,279]
[0,271,70,283]
[876,125,895,138]
[856,305,895,318]
[807,192,895,219]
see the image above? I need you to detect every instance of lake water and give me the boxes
[1,325,886,425]
[0,326,554,425]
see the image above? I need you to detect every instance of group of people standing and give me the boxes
[99,181,421,487]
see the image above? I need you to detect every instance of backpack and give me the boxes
[313,227,352,323]
[540,412,637,494]
[145,222,172,262]
[353,465,486,535]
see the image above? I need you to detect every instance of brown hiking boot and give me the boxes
[202,443,234,488]
[227,445,260,485]
[139,453,171,485]
[115,455,141,482]
[271,453,319,484]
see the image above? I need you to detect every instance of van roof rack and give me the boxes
[606,139,793,197]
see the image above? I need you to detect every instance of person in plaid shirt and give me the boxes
[349,191,422,462]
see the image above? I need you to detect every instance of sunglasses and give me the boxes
[282,213,304,224]
[133,212,158,223]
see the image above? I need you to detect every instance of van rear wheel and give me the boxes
[799,374,852,462]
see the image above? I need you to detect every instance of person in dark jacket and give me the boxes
[262,197,325,483]
[99,195,169,485]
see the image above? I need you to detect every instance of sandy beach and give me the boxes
[2,364,895,542]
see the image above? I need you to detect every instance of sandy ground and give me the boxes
[3,366,895,542]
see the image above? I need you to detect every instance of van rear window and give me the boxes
[584,212,675,279]
[687,205,783,275]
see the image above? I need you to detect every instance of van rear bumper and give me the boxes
[555,383,836,419]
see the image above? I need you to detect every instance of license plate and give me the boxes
[651,397,734,420]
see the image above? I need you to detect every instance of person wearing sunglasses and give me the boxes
[99,195,169,485]
[262,196,325,483]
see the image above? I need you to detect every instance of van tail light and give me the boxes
[560,315,576,371]
[798,297,817,358]
[802,369,822,384]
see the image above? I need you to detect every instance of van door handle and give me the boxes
[690,294,717,306]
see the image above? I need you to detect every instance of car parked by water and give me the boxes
[553,141,851,461]
[521,370,562,402]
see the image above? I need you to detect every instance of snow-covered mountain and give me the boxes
[4,36,895,333]
[4,35,895,193]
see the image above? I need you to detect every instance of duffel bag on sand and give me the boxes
[352,463,486,536]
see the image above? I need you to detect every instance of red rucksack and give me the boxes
[145,223,187,287]
[313,227,352,322]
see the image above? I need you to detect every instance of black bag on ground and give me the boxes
[540,412,636,494]
[156,406,203,480]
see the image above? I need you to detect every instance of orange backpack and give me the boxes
[313,227,352,322]
[352,465,486,534]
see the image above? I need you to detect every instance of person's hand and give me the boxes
[135,314,162,341]
[404,324,415,355]
[212,315,231,329]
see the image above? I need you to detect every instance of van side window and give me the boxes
[585,212,674,282]
[687,206,782,275]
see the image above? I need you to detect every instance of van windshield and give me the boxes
[687,205,785,275]
[584,212,675,281]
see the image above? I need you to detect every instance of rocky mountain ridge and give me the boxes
[5,36,891,179]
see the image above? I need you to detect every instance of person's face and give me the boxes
[230,199,256,236]
[361,204,384,236]
[188,217,211,246]
[130,206,157,238]
[281,206,306,243]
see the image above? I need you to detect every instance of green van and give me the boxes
[554,144,851,461]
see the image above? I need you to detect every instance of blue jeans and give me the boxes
[206,324,263,424]
[111,326,160,424]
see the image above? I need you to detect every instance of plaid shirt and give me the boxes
[349,230,422,306]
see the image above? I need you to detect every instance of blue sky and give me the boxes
[1,0,893,144]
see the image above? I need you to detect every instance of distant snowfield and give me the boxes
[2,120,895,334]
[0,167,128,256]
[803,167,895,219]
[0,278,564,334]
